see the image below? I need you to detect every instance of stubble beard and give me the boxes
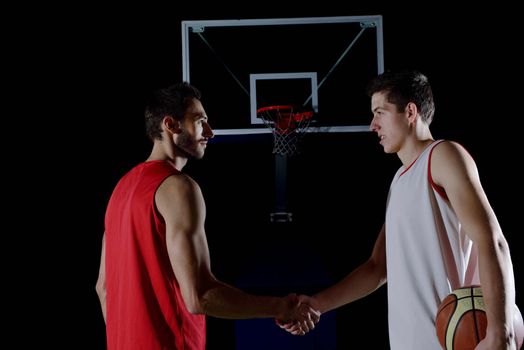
[176,129,205,160]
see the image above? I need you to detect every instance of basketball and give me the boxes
[436,285,524,350]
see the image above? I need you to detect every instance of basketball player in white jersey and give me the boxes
[280,70,521,349]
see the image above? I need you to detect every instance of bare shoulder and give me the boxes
[431,140,478,186]
[156,173,203,211]
[160,173,200,193]
[432,140,474,166]
[432,140,469,158]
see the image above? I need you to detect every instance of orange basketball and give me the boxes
[436,285,524,350]
[436,285,486,350]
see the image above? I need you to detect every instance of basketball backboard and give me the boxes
[181,15,384,136]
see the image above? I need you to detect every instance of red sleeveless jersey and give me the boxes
[105,160,205,349]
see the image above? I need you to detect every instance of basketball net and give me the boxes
[257,105,313,156]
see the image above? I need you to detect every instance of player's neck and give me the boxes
[397,138,434,167]
[146,141,188,170]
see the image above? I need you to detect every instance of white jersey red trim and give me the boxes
[385,140,479,350]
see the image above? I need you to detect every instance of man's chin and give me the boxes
[176,145,205,159]
[189,150,205,160]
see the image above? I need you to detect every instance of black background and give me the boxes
[16,3,522,349]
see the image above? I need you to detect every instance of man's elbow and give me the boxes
[95,279,105,301]
[186,303,204,315]
[368,257,387,287]
[185,287,219,315]
[184,297,206,314]
[495,235,510,255]
[182,277,218,314]
[182,288,209,314]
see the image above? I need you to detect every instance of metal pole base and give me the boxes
[270,212,293,223]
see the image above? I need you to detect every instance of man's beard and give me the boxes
[175,129,204,159]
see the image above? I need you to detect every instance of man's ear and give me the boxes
[405,102,418,124]
[163,116,181,134]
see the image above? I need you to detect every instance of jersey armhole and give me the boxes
[428,140,449,201]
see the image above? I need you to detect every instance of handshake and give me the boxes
[276,294,321,336]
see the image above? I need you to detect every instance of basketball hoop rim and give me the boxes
[256,105,294,114]
[256,105,314,121]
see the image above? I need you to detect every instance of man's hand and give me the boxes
[276,294,321,335]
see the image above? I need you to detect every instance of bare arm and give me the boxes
[156,174,318,325]
[95,233,106,323]
[305,224,387,314]
[431,141,516,349]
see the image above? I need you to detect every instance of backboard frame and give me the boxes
[181,15,384,135]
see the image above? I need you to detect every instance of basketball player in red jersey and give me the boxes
[96,82,320,350]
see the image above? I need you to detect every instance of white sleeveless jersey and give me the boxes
[385,140,479,350]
